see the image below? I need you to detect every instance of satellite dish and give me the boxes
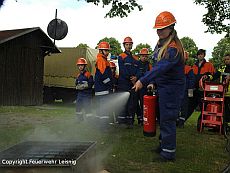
[47,18,68,40]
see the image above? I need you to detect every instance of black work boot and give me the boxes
[152,155,175,163]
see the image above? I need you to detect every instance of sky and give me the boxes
[0,0,226,59]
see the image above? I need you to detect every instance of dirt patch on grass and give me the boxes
[0,112,72,127]
[0,105,75,127]
[0,113,55,127]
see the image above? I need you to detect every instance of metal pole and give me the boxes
[53,9,57,45]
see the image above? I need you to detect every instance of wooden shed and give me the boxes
[0,27,60,106]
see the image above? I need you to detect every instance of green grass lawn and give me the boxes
[0,104,229,173]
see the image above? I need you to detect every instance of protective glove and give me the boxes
[76,81,89,90]
[81,82,89,89]
[76,84,85,90]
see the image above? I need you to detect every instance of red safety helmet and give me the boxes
[184,51,189,60]
[139,48,149,55]
[109,61,116,68]
[123,36,133,44]
[98,41,111,50]
[76,57,87,65]
[154,11,176,29]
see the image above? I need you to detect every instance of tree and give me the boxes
[4,0,228,36]
[194,0,230,35]
[84,0,143,18]
[0,0,143,17]
[209,37,230,68]
[97,37,123,56]
[180,37,198,66]
[87,0,229,35]
[76,43,89,48]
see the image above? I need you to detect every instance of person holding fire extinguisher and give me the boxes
[133,11,185,162]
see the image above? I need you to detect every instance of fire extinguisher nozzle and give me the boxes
[147,88,153,96]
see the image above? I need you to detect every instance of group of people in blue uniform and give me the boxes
[74,11,185,162]
[74,10,184,162]
[74,10,229,162]
[75,38,153,126]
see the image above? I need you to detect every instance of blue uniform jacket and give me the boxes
[139,47,185,87]
[138,61,152,77]
[185,67,195,90]
[94,53,113,94]
[75,71,94,96]
[112,73,119,91]
[118,51,141,91]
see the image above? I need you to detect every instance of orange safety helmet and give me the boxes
[98,41,111,50]
[154,11,176,29]
[109,61,116,68]
[123,36,133,44]
[139,48,149,55]
[76,57,87,65]
[184,51,189,60]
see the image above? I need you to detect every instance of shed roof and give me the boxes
[0,27,60,53]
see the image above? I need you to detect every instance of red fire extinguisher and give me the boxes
[143,88,157,137]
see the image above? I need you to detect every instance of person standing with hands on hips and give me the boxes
[133,11,185,162]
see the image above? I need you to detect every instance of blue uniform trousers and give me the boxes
[117,89,138,125]
[76,93,92,121]
[76,93,92,114]
[158,85,184,160]
[94,93,112,128]
[136,88,146,123]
